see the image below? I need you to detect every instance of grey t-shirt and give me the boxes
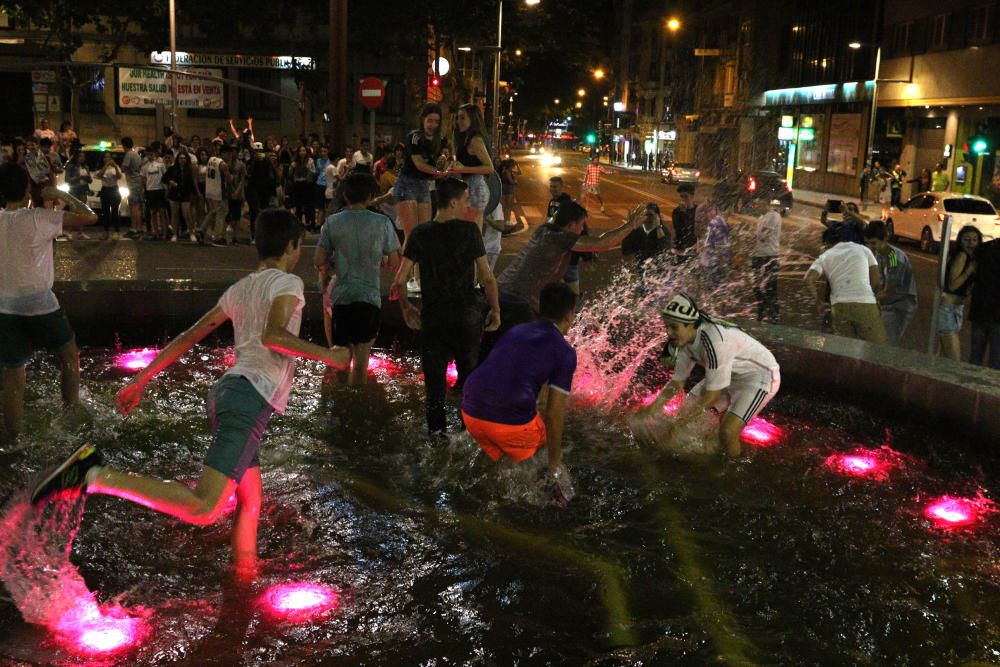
[317,209,400,308]
[497,223,579,311]
[122,150,143,191]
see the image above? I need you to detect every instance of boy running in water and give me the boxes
[31,209,350,577]
[639,294,780,458]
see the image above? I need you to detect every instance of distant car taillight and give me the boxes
[694,171,700,177]
[747,176,757,193]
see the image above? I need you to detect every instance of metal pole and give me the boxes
[493,0,503,152]
[329,0,348,154]
[370,109,375,157]
[927,213,952,355]
[864,46,881,172]
[168,0,178,133]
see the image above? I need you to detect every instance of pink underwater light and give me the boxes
[368,354,403,375]
[923,495,994,530]
[638,391,683,414]
[115,348,159,372]
[259,582,339,623]
[740,418,784,447]
[824,449,895,480]
[446,361,458,387]
[54,604,148,658]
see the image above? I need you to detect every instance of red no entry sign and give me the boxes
[358,77,385,110]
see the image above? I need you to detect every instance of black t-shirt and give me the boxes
[498,158,518,185]
[622,225,672,263]
[672,205,697,251]
[547,192,573,220]
[404,219,486,314]
[400,130,448,180]
[247,158,276,195]
[971,239,1000,325]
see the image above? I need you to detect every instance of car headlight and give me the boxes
[119,186,130,198]
[57,183,70,193]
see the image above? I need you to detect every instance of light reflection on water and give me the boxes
[0,347,996,665]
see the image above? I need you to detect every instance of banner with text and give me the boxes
[118,67,224,109]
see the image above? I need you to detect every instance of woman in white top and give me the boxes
[96,153,124,239]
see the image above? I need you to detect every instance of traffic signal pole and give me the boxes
[328,0,348,154]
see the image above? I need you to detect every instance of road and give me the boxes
[499,150,964,357]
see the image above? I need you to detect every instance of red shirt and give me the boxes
[583,163,611,187]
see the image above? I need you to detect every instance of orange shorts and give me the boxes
[461,410,547,463]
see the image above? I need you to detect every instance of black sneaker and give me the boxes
[30,443,103,505]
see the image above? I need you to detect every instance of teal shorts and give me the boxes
[0,309,75,368]
[204,375,275,483]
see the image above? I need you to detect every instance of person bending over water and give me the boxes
[31,210,350,578]
[637,294,780,458]
[461,282,578,506]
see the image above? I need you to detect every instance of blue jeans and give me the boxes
[970,322,1000,369]
[880,304,916,346]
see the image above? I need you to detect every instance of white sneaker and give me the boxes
[77,231,91,240]
[111,232,121,241]
[170,234,178,242]
[189,233,197,243]
[56,234,69,242]
[406,277,422,295]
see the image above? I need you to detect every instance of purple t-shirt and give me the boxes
[461,320,577,425]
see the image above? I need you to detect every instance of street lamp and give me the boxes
[575,101,583,109]
[667,17,681,32]
[554,98,560,105]
[593,68,605,79]
[850,40,882,174]
[494,0,541,151]
[577,88,586,97]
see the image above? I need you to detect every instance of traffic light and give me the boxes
[585,132,597,145]
[972,136,989,155]
[429,76,440,88]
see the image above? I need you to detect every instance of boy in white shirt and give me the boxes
[639,294,781,458]
[0,164,98,438]
[805,228,886,343]
[31,209,350,579]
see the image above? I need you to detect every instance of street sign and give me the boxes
[358,77,385,110]
[694,48,721,57]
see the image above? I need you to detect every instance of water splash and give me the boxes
[115,348,160,372]
[0,490,150,658]
[923,494,996,531]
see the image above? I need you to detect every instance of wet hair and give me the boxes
[549,176,563,185]
[39,137,52,149]
[0,162,29,202]
[255,208,304,260]
[864,219,888,241]
[384,155,397,170]
[436,177,468,210]
[552,201,588,228]
[677,183,694,195]
[121,137,134,149]
[456,103,492,157]
[539,282,578,322]
[342,171,378,205]
[821,227,841,246]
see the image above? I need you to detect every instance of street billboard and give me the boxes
[117,67,224,109]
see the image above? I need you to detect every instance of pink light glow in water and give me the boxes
[740,418,785,447]
[923,495,995,530]
[259,582,339,623]
[368,354,403,375]
[115,348,159,372]
[54,603,148,658]
[824,449,895,480]
[638,391,683,414]
[446,361,458,387]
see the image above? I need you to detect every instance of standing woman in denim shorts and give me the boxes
[394,103,448,242]
[450,103,494,229]
[937,225,980,360]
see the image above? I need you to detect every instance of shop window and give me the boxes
[827,113,861,175]
[238,69,281,121]
[931,14,948,48]
[796,114,824,172]
[971,5,990,43]
[892,22,911,55]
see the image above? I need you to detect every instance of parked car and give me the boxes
[661,161,700,185]
[886,192,999,252]
[713,170,793,214]
[56,143,134,219]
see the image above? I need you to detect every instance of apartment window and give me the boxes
[971,5,990,43]
[238,69,281,121]
[66,68,107,115]
[931,14,947,48]
[892,22,911,55]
